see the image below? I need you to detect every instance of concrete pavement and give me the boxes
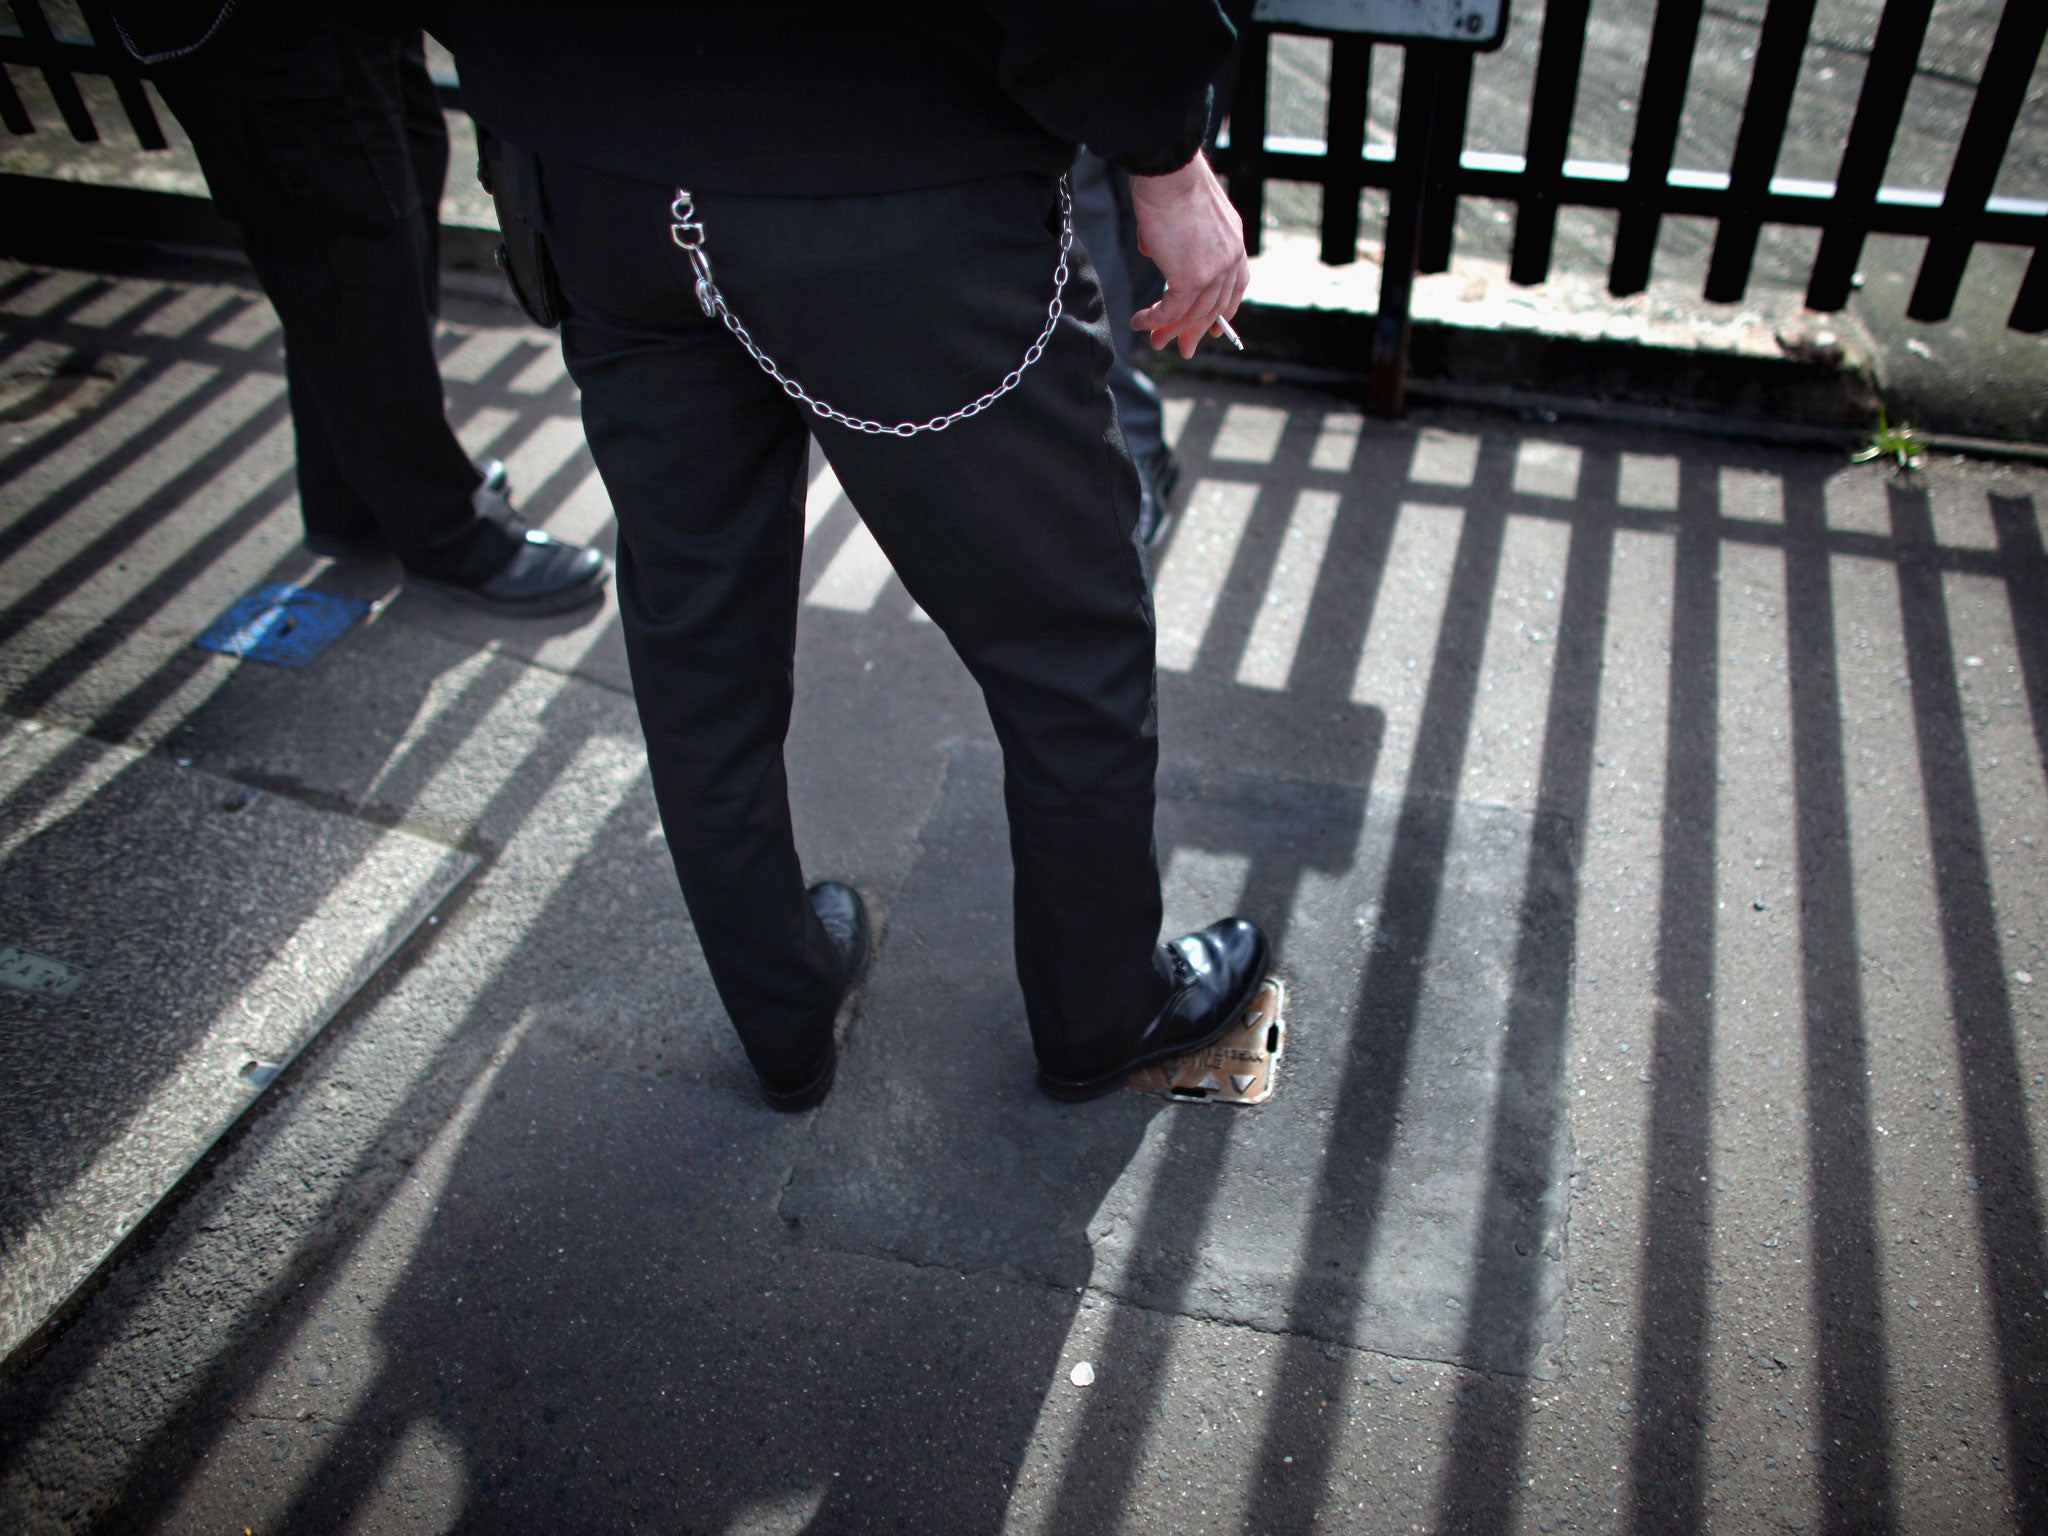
[0,251,2045,1534]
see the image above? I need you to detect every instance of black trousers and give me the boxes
[155,19,511,584]
[531,157,1173,1081]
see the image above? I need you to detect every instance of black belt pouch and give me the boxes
[476,127,564,328]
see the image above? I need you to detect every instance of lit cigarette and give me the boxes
[1215,316,1244,351]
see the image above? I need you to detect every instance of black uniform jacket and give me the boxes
[445,1,1237,195]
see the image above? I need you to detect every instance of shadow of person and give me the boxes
[781,742,1171,1294]
[227,1044,1122,1533]
[100,741,1166,1535]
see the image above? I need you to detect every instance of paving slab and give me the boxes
[784,742,1575,1377]
[0,672,690,1536]
[3,265,2048,1536]
[0,715,474,1363]
[73,960,1516,1536]
[98,1041,1084,1536]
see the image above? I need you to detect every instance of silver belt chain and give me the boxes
[669,176,1074,438]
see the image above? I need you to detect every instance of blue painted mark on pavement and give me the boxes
[193,584,369,668]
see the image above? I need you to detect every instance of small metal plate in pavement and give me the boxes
[1127,977,1286,1106]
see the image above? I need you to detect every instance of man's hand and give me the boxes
[1128,153,1250,360]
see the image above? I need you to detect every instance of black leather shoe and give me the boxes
[1037,917,1270,1102]
[412,526,610,617]
[303,459,513,561]
[808,879,871,987]
[759,881,871,1112]
[409,487,610,618]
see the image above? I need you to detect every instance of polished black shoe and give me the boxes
[412,526,609,617]
[409,487,609,618]
[808,879,871,986]
[1037,917,1270,1102]
[759,881,872,1112]
[303,459,513,562]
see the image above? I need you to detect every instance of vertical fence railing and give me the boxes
[1212,0,2048,409]
[1369,46,1446,413]
[7,0,98,142]
[1805,0,1937,313]
[1508,0,1590,288]
[0,0,455,143]
[1610,0,1706,297]
[1702,0,1818,303]
[1319,36,1373,268]
[75,1,169,150]
[1909,0,2048,325]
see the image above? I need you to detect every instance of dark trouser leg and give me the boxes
[1071,150,1166,464]
[396,34,448,302]
[798,182,1172,1076]
[534,158,1169,1078]
[540,213,842,1078]
[154,20,506,582]
[284,343,379,544]
[238,223,498,579]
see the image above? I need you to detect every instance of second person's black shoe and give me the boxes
[1134,446,1182,549]
[412,527,609,617]
[408,485,609,618]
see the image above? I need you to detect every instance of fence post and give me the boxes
[1418,49,1473,275]
[1806,0,1936,313]
[1611,0,1706,297]
[76,1,169,151]
[1703,0,1818,303]
[1319,35,1373,267]
[1511,0,1592,287]
[1370,43,1447,416]
[1908,0,2048,322]
[2015,243,2048,334]
[0,68,32,137]
[1223,32,1272,259]
[12,0,99,144]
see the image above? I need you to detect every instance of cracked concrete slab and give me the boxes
[105,1043,1074,1536]
[782,742,1575,1376]
[0,715,474,1363]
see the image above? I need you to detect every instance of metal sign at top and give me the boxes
[1249,0,1509,48]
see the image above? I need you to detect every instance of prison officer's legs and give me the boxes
[538,159,1263,1098]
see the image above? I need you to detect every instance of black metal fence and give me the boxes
[1215,0,2046,405]
[0,1,164,147]
[4,0,2045,409]
[0,2,470,260]
[0,1,469,139]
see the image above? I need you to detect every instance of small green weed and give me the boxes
[1852,409,1927,471]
